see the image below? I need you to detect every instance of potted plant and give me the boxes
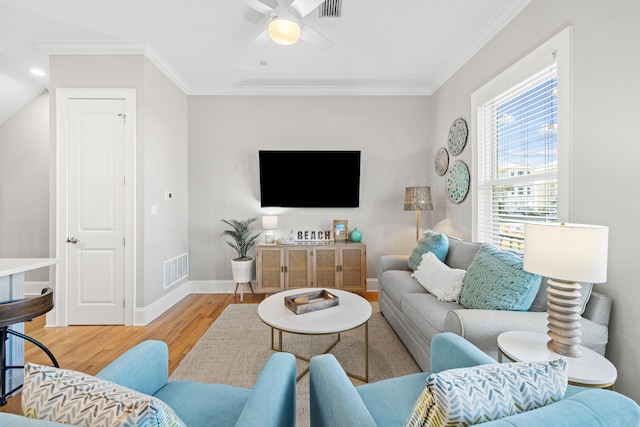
[221,218,261,284]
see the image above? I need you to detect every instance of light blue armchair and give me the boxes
[309,332,640,427]
[0,340,297,427]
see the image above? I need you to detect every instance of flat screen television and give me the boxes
[259,150,361,208]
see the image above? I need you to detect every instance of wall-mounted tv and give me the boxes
[259,150,361,208]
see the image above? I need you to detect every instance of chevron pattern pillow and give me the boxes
[22,363,186,427]
[405,359,568,427]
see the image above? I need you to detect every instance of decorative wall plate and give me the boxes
[447,118,468,156]
[446,160,470,203]
[435,147,449,176]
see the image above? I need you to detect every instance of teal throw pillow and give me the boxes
[408,230,449,271]
[405,358,568,427]
[459,244,541,311]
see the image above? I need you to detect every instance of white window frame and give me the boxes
[471,26,573,247]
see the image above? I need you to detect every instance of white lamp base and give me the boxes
[546,279,583,358]
[264,231,275,244]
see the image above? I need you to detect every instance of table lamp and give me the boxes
[262,215,278,244]
[523,222,608,357]
[404,186,433,240]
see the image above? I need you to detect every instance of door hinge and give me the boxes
[117,113,126,124]
[123,238,126,246]
[123,176,126,185]
[123,300,126,308]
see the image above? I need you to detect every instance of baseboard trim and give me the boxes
[36,278,377,326]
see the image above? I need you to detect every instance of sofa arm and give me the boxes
[96,340,169,397]
[236,353,297,427]
[583,291,611,326]
[430,332,497,372]
[444,310,548,358]
[309,354,377,427]
[378,255,410,277]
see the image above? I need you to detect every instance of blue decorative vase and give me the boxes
[350,228,362,242]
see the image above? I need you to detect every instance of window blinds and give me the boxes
[477,63,558,251]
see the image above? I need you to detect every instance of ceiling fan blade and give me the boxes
[290,0,326,18]
[299,24,334,50]
[244,8,268,24]
[244,0,275,16]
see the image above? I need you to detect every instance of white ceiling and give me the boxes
[0,0,531,124]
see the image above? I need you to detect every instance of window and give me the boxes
[472,28,572,251]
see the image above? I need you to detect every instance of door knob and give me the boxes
[66,237,78,244]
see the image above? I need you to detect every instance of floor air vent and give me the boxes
[319,0,342,17]
[164,253,188,288]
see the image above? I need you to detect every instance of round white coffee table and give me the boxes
[258,288,372,382]
[497,331,617,388]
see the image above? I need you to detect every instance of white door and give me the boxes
[66,98,126,324]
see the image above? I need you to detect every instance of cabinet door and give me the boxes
[339,245,366,291]
[257,247,285,293]
[285,247,312,289]
[313,247,338,288]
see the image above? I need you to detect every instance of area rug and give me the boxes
[170,303,421,427]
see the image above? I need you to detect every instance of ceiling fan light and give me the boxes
[268,18,301,45]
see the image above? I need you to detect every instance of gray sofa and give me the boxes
[378,235,611,371]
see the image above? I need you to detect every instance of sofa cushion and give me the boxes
[408,230,449,271]
[412,252,466,302]
[460,244,542,311]
[444,236,481,270]
[402,293,464,343]
[405,358,568,427]
[380,270,427,310]
[529,278,594,314]
[22,363,186,427]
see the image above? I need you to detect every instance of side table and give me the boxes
[497,331,617,388]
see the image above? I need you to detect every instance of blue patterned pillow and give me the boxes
[459,244,541,311]
[405,359,568,427]
[22,363,186,427]
[408,230,449,271]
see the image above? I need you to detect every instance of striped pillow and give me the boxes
[22,363,186,427]
[405,359,568,427]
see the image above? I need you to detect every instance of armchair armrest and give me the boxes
[378,255,410,276]
[309,354,377,427]
[430,332,496,372]
[96,340,169,396]
[236,352,297,427]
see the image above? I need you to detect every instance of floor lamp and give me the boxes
[404,186,433,240]
[523,222,609,358]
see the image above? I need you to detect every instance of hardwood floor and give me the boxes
[0,291,378,415]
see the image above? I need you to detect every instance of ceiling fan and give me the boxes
[243,0,336,50]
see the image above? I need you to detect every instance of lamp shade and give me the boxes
[524,222,608,283]
[268,16,300,45]
[262,215,279,230]
[404,186,433,211]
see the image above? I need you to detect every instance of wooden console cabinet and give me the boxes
[256,242,366,293]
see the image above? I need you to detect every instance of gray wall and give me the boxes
[188,95,434,280]
[427,0,640,401]
[49,54,189,307]
[0,91,49,282]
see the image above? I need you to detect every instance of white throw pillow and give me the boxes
[412,252,466,302]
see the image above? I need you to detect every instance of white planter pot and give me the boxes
[231,258,254,283]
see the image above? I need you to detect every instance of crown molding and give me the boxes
[36,40,190,94]
[431,0,532,91]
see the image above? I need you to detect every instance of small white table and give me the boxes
[497,331,617,388]
[258,288,372,382]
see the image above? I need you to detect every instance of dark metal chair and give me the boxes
[0,288,58,405]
